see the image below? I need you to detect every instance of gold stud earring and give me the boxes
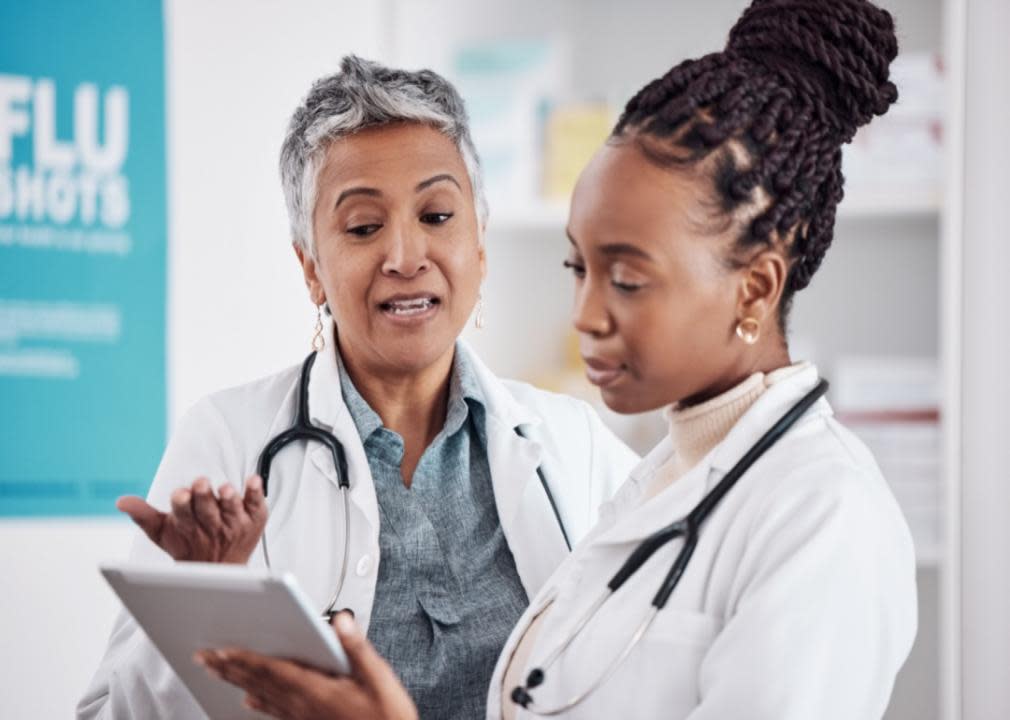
[735,318,760,345]
[475,292,486,330]
[311,304,325,352]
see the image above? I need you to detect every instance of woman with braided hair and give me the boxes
[198,1,916,718]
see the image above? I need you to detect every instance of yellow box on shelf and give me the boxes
[541,102,612,201]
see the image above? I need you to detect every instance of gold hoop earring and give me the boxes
[475,292,486,330]
[311,305,325,352]
[735,318,760,345]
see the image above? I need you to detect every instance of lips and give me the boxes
[378,293,440,317]
[376,292,442,327]
[582,356,627,388]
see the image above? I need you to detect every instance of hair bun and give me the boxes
[726,0,898,140]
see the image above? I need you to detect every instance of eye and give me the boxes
[420,212,454,225]
[611,280,644,293]
[610,263,647,294]
[347,224,382,237]
[562,259,586,279]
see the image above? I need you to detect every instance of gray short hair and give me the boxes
[280,55,488,255]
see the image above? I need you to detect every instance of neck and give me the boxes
[682,338,792,408]
[338,340,455,450]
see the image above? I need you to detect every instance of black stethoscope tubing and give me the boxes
[258,352,348,496]
[615,376,829,609]
[255,351,571,619]
[512,377,830,714]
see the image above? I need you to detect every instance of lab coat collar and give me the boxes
[301,325,561,594]
[304,323,540,434]
[595,364,830,545]
[707,363,830,474]
[457,339,542,432]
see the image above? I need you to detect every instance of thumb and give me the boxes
[332,612,394,690]
[116,496,165,543]
[242,474,268,525]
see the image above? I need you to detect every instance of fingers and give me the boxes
[196,649,310,704]
[195,642,403,720]
[217,482,243,525]
[169,486,201,536]
[333,613,395,689]
[191,477,224,535]
[115,496,165,543]
[243,692,285,719]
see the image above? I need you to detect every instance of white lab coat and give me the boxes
[488,365,918,720]
[77,340,638,720]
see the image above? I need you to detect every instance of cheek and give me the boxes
[624,290,734,371]
[318,252,374,315]
[441,241,483,295]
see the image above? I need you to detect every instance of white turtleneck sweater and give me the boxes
[500,363,807,719]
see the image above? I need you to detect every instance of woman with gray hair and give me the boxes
[78,56,638,720]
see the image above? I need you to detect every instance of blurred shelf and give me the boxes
[486,183,941,235]
[486,202,568,234]
[838,182,942,218]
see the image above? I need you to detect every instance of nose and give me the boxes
[381,224,431,278]
[572,276,613,337]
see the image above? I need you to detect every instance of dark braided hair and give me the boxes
[614,0,899,326]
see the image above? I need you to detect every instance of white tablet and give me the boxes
[101,562,350,720]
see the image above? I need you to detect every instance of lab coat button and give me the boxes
[356,555,372,576]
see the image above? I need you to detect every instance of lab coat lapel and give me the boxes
[485,413,571,596]
[593,449,715,546]
[463,342,571,596]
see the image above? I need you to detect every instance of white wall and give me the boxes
[960,0,1010,717]
[0,2,382,716]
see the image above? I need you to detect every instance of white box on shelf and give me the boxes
[834,355,942,566]
[834,356,939,414]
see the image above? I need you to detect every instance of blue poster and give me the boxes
[0,1,166,516]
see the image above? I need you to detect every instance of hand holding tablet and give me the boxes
[196,612,418,720]
[101,563,350,719]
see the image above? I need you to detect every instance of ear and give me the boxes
[735,249,788,332]
[477,239,488,282]
[293,243,327,306]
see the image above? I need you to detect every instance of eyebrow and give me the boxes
[415,173,461,192]
[566,230,653,261]
[333,174,461,210]
[334,187,381,209]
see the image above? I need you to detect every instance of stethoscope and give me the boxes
[511,377,829,716]
[256,351,571,623]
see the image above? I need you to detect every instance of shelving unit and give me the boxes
[381,1,959,718]
[486,182,942,234]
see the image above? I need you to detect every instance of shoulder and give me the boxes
[174,364,302,458]
[724,412,918,640]
[743,412,912,555]
[499,378,598,425]
[765,413,891,499]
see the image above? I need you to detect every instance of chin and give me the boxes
[598,386,666,415]
[380,335,456,373]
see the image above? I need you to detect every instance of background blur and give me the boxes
[1,0,1007,717]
